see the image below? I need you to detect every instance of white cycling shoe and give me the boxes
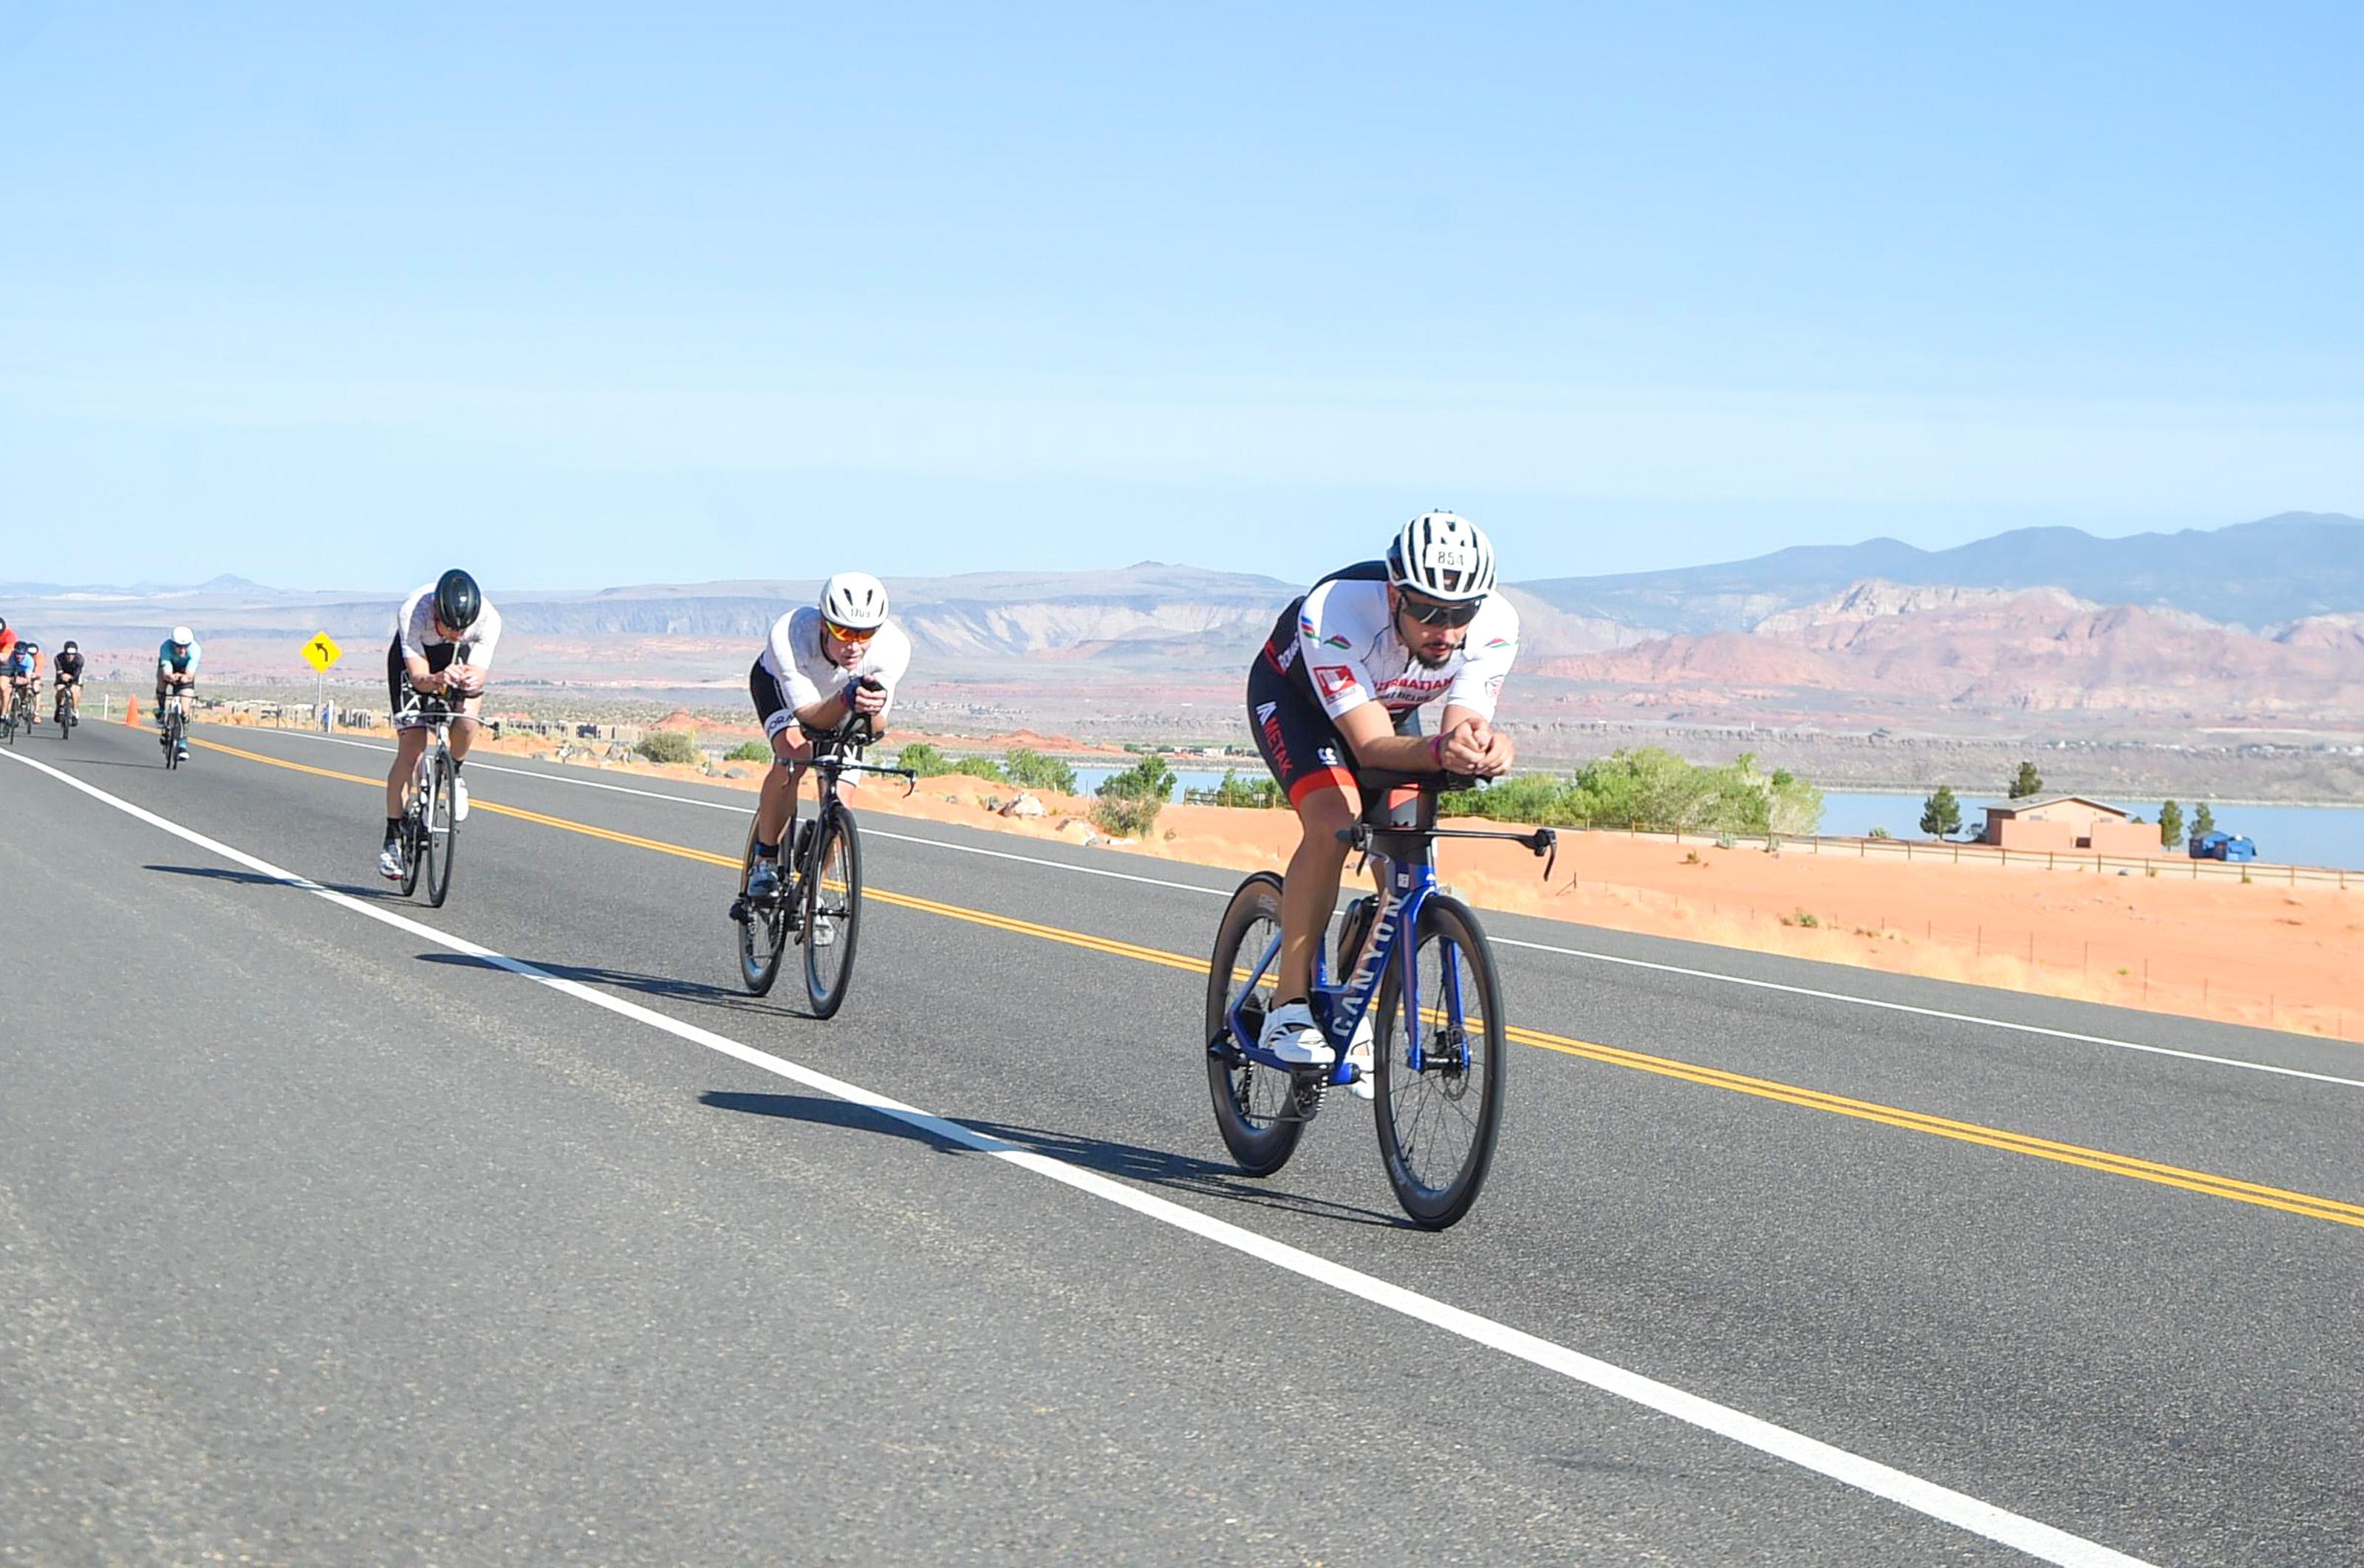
[1343,1015,1376,1100]
[1258,1000,1336,1067]
[807,914,837,949]
[451,776,469,822]
[378,843,404,880]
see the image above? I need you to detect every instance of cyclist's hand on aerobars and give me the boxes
[848,681,889,716]
[1468,720,1515,777]
[1438,719,1494,775]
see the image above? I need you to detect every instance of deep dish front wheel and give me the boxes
[1372,895,1507,1230]
[1204,872,1308,1176]
[423,751,458,908]
[735,816,790,995]
[802,806,862,1018]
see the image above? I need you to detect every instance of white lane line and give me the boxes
[199,726,2354,1086]
[9,744,2153,1568]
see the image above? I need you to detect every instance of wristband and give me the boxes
[1429,733,1446,770]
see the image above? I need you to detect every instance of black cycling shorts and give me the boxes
[1246,651,1419,808]
[388,635,474,727]
[749,658,798,741]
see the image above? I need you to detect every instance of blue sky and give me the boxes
[2,1,2357,592]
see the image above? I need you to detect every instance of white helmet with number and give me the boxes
[818,571,890,631]
[1386,512,1496,602]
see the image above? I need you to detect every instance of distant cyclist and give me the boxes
[154,627,201,759]
[0,617,16,671]
[52,640,84,725]
[1246,512,1518,1096]
[7,637,41,723]
[380,569,502,879]
[742,572,912,904]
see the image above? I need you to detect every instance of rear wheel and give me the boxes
[1204,872,1310,1176]
[423,750,458,908]
[802,806,863,1018]
[735,816,790,995]
[1372,895,1507,1230]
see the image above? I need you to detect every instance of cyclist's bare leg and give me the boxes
[1277,781,1364,1002]
[386,727,429,818]
[445,693,483,761]
[754,727,813,849]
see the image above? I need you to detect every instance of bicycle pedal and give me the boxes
[727,898,750,923]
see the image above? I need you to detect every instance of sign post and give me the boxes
[301,632,343,728]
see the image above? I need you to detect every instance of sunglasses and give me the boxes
[1398,592,1482,629]
[822,619,874,644]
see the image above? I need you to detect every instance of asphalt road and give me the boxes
[4,716,2358,1564]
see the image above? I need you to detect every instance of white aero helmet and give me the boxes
[170,626,195,646]
[1386,512,1496,602]
[819,571,889,631]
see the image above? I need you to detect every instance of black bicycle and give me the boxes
[159,695,189,768]
[1,684,27,744]
[1206,770,1554,1229]
[393,699,461,907]
[729,716,914,1018]
[55,683,78,740]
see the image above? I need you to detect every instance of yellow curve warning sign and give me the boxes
[301,632,343,673]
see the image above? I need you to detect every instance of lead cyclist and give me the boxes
[1245,512,1519,1098]
[742,572,914,911]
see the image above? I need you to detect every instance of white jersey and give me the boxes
[759,606,913,715]
[396,584,504,670]
[1277,569,1519,722]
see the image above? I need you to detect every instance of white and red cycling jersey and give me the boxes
[1262,561,1520,723]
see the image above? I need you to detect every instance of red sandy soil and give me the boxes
[442,725,2361,1047]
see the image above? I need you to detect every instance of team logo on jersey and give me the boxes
[1254,702,1277,723]
[1322,634,1352,648]
[1313,665,1362,701]
[1483,636,1511,648]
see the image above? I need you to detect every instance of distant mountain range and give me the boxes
[1520,512,2364,633]
[4,514,2360,728]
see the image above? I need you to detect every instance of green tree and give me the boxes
[1002,747,1079,794]
[1206,769,1283,809]
[635,730,699,765]
[2157,799,2184,849]
[2193,801,2216,838]
[2009,760,2044,798]
[950,756,1008,782]
[895,741,952,776]
[725,739,771,764]
[1097,755,1178,804]
[1919,785,1963,838]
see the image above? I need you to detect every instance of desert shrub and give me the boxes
[725,739,771,763]
[635,730,698,765]
[1092,793,1163,839]
[951,756,1008,783]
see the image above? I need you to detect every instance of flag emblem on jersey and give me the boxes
[1314,664,1362,700]
[1322,634,1351,648]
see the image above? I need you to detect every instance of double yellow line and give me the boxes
[189,731,2364,1230]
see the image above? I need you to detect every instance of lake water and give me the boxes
[1067,765,2364,871]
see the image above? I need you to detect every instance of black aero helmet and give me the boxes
[433,568,482,631]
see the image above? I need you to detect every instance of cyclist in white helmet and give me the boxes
[155,626,203,761]
[743,572,914,905]
[1243,513,1519,1095]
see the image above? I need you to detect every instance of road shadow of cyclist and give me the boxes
[416,951,818,1023]
[698,1090,1410,1230]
